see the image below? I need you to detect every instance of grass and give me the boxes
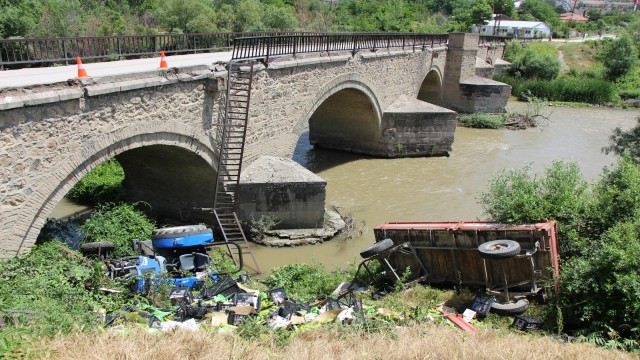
[557,42,598,69]
[457,113,507,129]
[36,323,637,360]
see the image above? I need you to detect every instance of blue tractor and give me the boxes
[79,225,243,293]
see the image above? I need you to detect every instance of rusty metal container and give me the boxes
[373,221,559,292]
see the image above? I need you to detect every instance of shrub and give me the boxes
[515,78,615,104]
[457,113,506,129]
[502,39,524,62]
[583,156,640,240]
[0,241,129,335]
[507,47,560,80]
[598,34,638,81]
[478,161,589,258]
[264,262,344,301]
[67,159,125,206]
[79,203,155,258]
[560,218,640,348]
[603,118,640,163]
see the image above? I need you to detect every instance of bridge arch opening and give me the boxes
[308,88,381,154]
[114,145,217,223]
[25,135,219,255]
[417,69,442,106]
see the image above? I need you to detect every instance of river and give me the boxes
[52,102,640,274]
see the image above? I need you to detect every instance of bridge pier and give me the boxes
[443,33,511,113]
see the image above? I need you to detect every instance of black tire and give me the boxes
[360,239,394,258]
[491,298,529,316]
[477,239,521,260]
[80,241,115,254]
[151,225,210,240]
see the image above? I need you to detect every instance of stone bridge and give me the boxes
[0,33,509,258]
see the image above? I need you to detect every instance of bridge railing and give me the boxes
[0,32,312,69]
[232,33,449,62]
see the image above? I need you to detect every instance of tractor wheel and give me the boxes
[491,298,529,316]
[360,239,395,258]
[79,241,115,255]
[151,225,209,239]
[478,240,521,260]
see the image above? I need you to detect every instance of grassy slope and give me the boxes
[40,324,636,360]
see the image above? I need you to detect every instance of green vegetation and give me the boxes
[4,0,638,39]
[79,202,155,258]
[457,112,506,129]
[0,241,130,335]
[500,77,616,104]
[497,34,639,106]
[67,159,125,206]
[479,156,640,350]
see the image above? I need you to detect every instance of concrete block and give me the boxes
[85,83,122,96]
[0,96,25,110]
[118,79,150,92]
[22,91,60,106]
[57,88,84,101]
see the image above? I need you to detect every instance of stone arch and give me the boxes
[294,73,384,155]
[417,67,443,106]
[16,132,218,255]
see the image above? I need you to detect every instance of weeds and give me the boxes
[457,113,507,129]
[67,159,125,206]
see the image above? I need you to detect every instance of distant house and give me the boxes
[560,12,589,22]
[473,20,552,39]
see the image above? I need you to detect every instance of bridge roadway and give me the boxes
[0,51,233,90]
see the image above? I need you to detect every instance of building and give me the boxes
[473,20,552,39]
[560,12,589,22]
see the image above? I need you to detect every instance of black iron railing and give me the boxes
[232,33,449,62]
[0,32,513,69]
[0,32,311,68]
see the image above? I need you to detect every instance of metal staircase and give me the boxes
[213,61,261,274]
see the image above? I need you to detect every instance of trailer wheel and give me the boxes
[491,298,529,316]
[477,240,521,260]
[360,239,395,258]
[151,225,209,239]
[79,241,115,254]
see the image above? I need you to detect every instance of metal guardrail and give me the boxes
[232,33,449,62]
[0,32,312,68]
[0,32,511,69]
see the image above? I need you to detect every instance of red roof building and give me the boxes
[560,12,589,22]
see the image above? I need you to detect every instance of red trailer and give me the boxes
[373,221,559,300]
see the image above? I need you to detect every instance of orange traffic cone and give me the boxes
[159,51,168,69]
[76,56,89,78]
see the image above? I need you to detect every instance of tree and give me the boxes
[604,117,640,165]
[153,0,218,33]
[261,5,298,31]
[598,34,638,80]
[518,0,561,29]
[234,0,263,31]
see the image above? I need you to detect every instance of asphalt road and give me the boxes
[0,51,233,90]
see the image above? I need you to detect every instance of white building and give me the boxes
[473,20,552,39]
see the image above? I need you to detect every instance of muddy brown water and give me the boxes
[52,102,640,275]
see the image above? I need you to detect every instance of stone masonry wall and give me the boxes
[0,69,225,257]
[242,48,448,163]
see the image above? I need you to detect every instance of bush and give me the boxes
[264,262,344,301]
[583,156,640,240]
[457,113,506,129]
[79,203,155,258]
[560,218,640,348]
[478,161,589,258]
[603,117,640,162]
[0,241,129,335]
[514,78,615,104]
[598,34,638,81]
[67,159,125,206]
[507,47,560,80]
